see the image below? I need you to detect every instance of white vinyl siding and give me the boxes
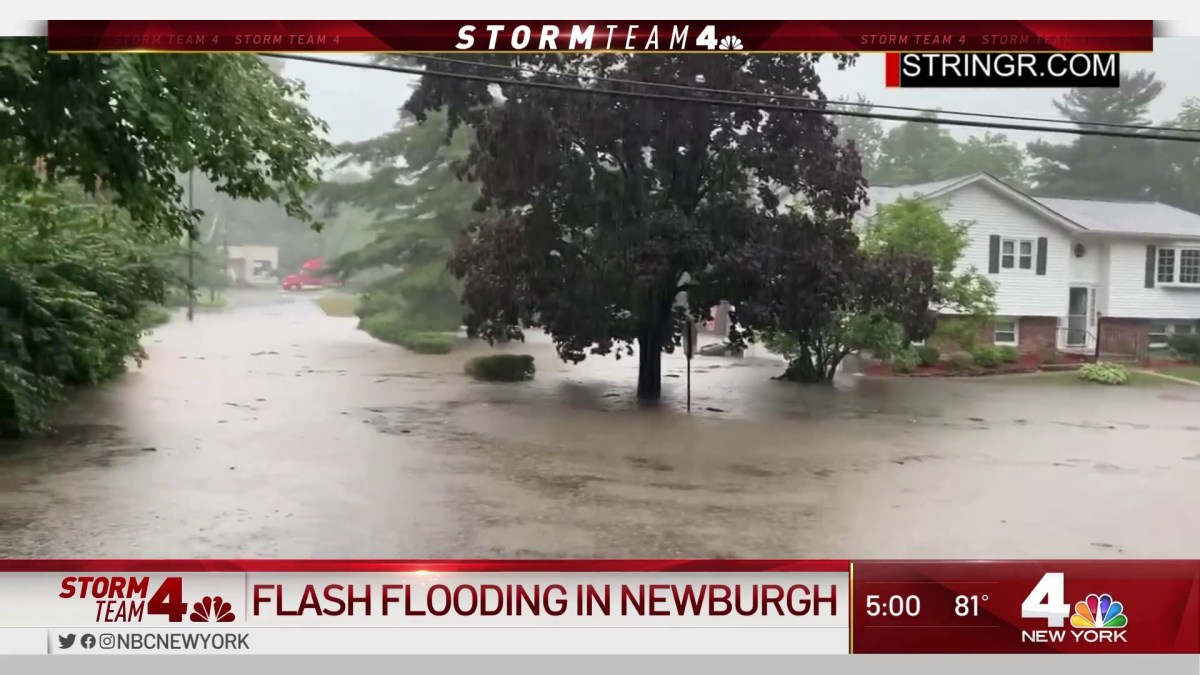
[929,183,1070,317]
[1107,241,1200,319]
[1068,239,1102,285]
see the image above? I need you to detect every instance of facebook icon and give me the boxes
[80,634,96,649]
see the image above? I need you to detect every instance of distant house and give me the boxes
[224,245,280,286]
[862,172,1200,357]
[201,214,280,287]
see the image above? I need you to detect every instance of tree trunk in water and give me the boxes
[637,333,663,401]
[777,348,843,384]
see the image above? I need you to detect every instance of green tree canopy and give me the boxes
[862,198,996,340]
[873,115,1028,187]
[874,114,962,185]
[0,43,332,235]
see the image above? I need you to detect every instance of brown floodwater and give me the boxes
[0,290,1197,559]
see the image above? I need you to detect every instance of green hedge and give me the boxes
[359,311,454,354]
[891,348,919,374]
[971,345,1002,368]
[464,354,536,382]
[399,332,453,354]
[1169,334,1200,364]
[915,345,940,367]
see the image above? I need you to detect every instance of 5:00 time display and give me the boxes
[865,594,921,617]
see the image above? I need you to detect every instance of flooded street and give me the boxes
[1,290,1198,559]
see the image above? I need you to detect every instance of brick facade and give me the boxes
[932,315,1058,355]
[1017,316,1058,355]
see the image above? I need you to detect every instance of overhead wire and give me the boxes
[270,53,1200,144]
[409,53,1200,136]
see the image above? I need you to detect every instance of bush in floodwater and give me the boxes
[464,354,536,382]
[399,332,453,354]
[1078,362,1130,385]
[997,345,1019,363]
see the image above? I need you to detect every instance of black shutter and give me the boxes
[1035,237,1048,276]
[988,235,1000,274]
[1145,245,1157,288]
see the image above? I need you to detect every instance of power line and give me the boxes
[271,53,1200,144]
[410,53,1200,136]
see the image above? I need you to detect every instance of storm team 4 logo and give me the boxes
[1021,572,1129,644]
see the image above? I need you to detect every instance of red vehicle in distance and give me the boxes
[282,259,338,291]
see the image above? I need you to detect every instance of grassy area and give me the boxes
[1007,370,1182,387]
[194,293,228,311]
[1156,364,1200,383]
[314,294,360,317]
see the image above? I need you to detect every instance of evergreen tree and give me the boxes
[321,108,479,334]
[1026,70,1166,199]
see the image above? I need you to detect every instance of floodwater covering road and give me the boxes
[1,290,1197,559]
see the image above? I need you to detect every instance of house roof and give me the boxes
[1031,197,1200,238]
[865,172,1200,240]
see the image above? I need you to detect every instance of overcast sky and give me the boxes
[282,38,1199,147]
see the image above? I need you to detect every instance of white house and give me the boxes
[862,172,1200,357]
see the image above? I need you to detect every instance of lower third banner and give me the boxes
[0,560,1197,654]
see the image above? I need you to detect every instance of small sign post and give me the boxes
[684,319,697,413]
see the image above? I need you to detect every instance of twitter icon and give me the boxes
[57,634,76,650]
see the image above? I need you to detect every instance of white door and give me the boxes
[1066,287,1097,349]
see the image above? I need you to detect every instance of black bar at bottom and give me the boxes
[898,52,1120,88]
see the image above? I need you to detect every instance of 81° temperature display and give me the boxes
[863,593,989,618]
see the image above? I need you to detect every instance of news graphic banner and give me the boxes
[0,560,1197,655]
[45,20,1152,53]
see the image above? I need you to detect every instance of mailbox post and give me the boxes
[684,319,697,413]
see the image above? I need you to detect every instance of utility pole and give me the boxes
[187,169,195,322]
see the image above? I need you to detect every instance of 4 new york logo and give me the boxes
[1021,572,1129,644]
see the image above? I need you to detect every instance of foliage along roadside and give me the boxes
[0,182,173,436]
[0,50,331,436]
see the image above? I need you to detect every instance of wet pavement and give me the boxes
[1,290,1198,559]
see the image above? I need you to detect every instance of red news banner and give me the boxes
[45,20,1152,53]
[0,559,1197,654]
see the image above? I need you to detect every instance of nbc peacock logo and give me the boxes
[1070,593,1128,629]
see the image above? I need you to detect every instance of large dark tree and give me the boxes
[1027,70,1165,200]
[410,54,865,400]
